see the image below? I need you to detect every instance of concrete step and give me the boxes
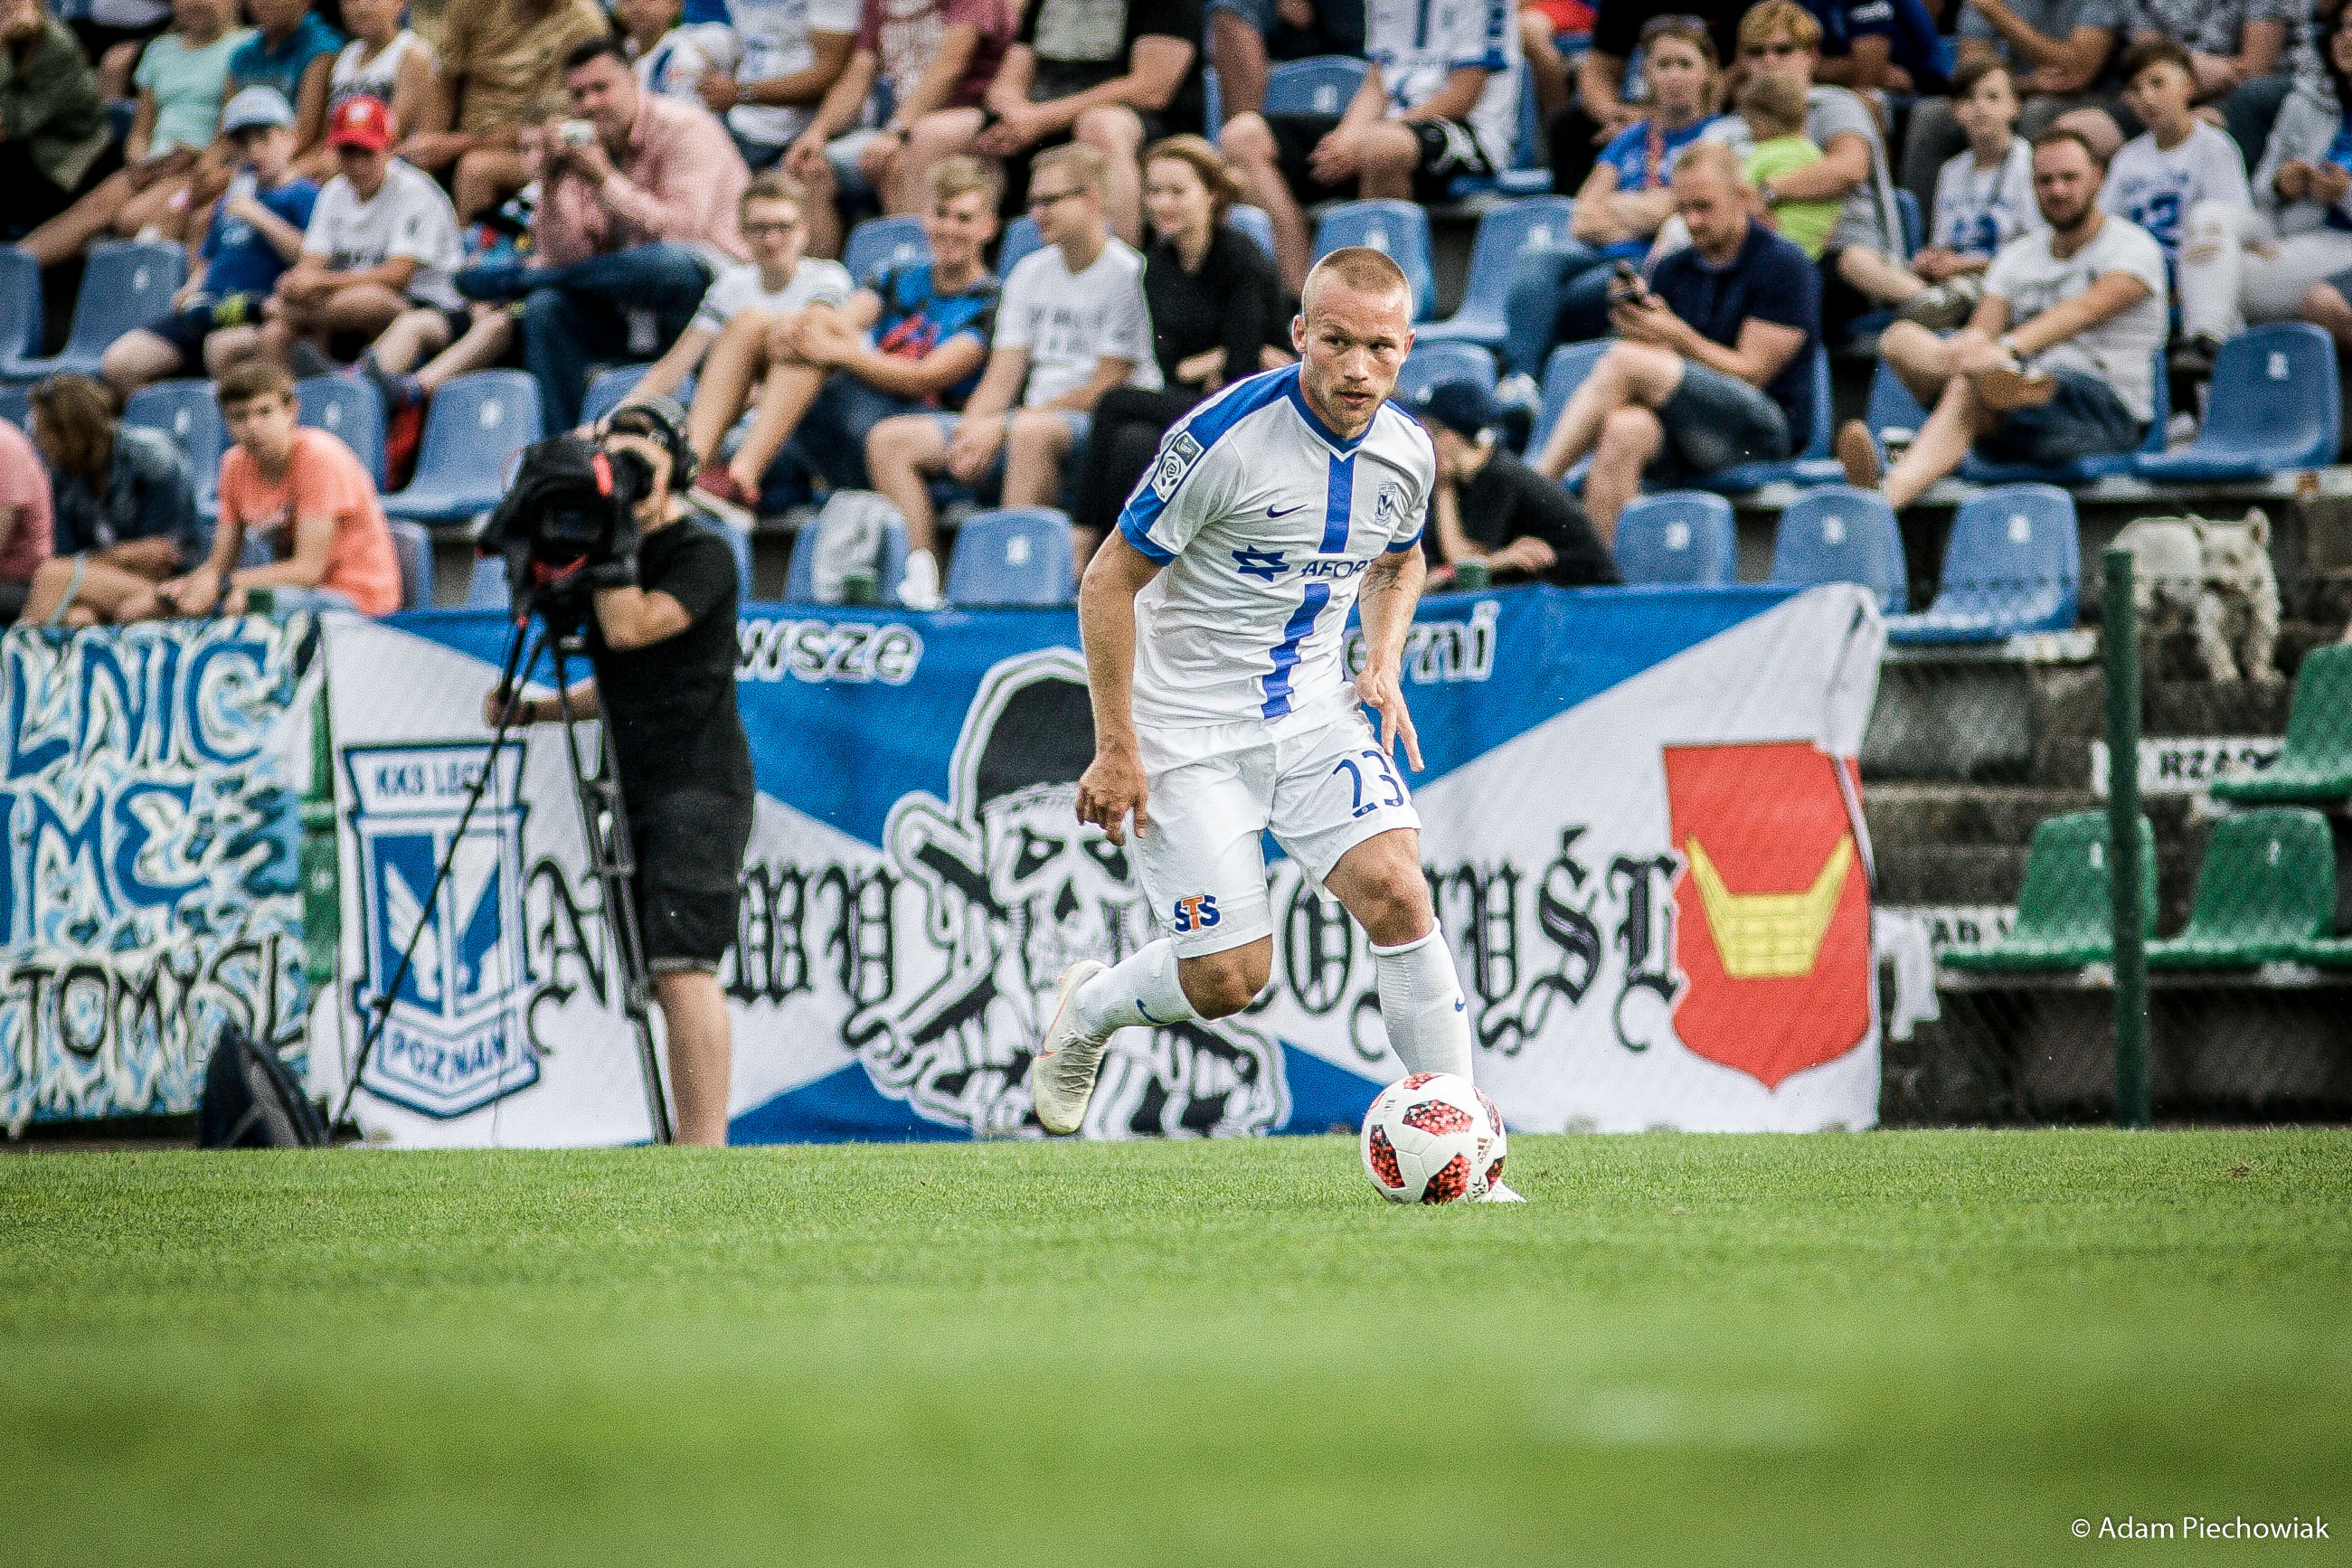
[1864,784,2200,850]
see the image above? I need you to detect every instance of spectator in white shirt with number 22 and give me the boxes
[1030,245,1521,1199]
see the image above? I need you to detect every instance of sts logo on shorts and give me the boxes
[1172,893,1222,933]
[345,742,536,1118]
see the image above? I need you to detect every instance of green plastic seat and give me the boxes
[1943,812,2157,972]
[2146,808,2338,968]
[2210,645,2352,804]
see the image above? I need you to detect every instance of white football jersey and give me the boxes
[1118,365,1435,747]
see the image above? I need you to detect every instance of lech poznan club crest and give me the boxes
[345,743,534,1117]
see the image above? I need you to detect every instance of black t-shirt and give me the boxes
[589,517,753,807]
[1591,0,1748,71]
[1018,0,1207,130]
[1648,222,1822,443]
[1450,449,1623,587]
[1144,223,1284,387]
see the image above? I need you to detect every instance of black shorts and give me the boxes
[628,786,754,972]
[1264,113,1498,205]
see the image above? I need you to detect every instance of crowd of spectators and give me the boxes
[5,0,2352,615]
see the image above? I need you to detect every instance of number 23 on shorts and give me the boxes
[1332,748,1405,819]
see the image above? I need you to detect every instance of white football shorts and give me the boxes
[1133,705,1422,958]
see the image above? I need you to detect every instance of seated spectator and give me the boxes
[1502,15,1720,377]
[694,0,859,177]
[17,0,248,268]
[619,0,742,105]
[685,156,1003,515]
[2099,38,2253,309]
[1521,0,1595,128]
[0,395,52,623]
[2223,0,2330,173]
[1531,144,1819,543]
[1802,0,1952,95]
[2078,0,2290,158]
[1413,378,1620,588]
[2191,6,2352,356]
[1211,0,1367,125]
[329,0,441,137]
[780,0,1015,254]
[1223,0,1519,290]
[1900,0,2126,212]
[405,0,607,220]
[1838,58,2042,328]
[1070,135,1289,543]
[1738,71,1842,259]
[222,0,343,179]
[20,373,202,627]
[1840,130,2168,508]
[100,90,319,397]
[913,0,1207,246]
[865,143,1157,604]
[1546,0,1745,194]
[152,359,401,617]
[0,0,118,246]
[451,38,751,431]
[208,96,464,375]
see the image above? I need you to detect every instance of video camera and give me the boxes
[478,397,695,625]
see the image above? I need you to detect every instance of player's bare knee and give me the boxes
[1179,945,1270,1018]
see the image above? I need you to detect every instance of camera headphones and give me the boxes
[600,395,697,490]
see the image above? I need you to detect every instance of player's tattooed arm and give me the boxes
[1355,548,1426,771]
[1072,534,1166,845]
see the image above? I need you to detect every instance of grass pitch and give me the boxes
[3,1129,2347,1566]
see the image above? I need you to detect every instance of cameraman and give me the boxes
[480,398,751,1147]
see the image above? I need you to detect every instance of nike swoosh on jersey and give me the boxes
[1267,504,1306,518]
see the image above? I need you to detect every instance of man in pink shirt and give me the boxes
[0,418,56,623]
[452,34,752,429]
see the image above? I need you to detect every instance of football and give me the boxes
[1360,1072,1500,1204]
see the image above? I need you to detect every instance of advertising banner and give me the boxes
[312,582,1884,1146]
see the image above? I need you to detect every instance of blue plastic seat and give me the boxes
[1886,483,2078,643]
[997,216,1044,279]
[843,213,930,282]
[123,379,228,517]
[0,249,42,379]
[1770,484,1907,611]
[784,509,910,605]
[0,383,27,431]
[701,511,755,597]
[1228,203,1275,261]
[382,371,543,524]
[2134,324,2339,481]
[1694,346,1841,492]
[1417,197,1577,349]
[297,374,386,488]
[1894,187,1922,258]
[1396,341,1498,404]
[466,553,508,609]
[1448,69,1556,198]
[579,365,695,430]
[1961,346,2168,484]
[1614,491,1737,584]
[946,506,1076,606]
[1531,340,1609,456]
[1264,55,1367,118]
[388,517,432,610]
[1312,201,1436,321]
[1862,359,1931,463]
[3,241,184,383]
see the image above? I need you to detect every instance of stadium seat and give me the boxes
[2,241,184,383]
[1449,69,1554,198]
[2210,645,2352,805]
[1961,347,2167,485]
[1614,491,1736,585]
[1229,203,1275,261]
[1861,359,1931,462]
[946,506,1076,606]
[1942,812,2157,972]
[382,371,542,525]
[1885,483,2079,643]
[1693,346,1839,492]
[843,213,930,282]
[1264,55,1366,118]
[466,553,507,609]
[580,365,694,430]
[0,249,41,377]
[1204,64,1222,132]
[1769,484,1906,611]
[1416,197,1577,349]
[2133,324,2339,481]
[701,511,755,597]
[2146,808,2337,968]
[1311,201,1436,321]
[124,379,228,517]
[1396,341,1498,404]
[997,216,1044,279]
[785,508,910,605]
[297,374,386,488]
[1531,340,1609,456]
[0,383,26,431]
[1894,187,1923,258]
[388,517,431,610]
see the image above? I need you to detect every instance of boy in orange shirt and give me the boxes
[145,358,403,619]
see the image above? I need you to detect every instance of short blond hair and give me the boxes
[1736,71,1810,138]
[1302,245,1412,316]
[1032,141,1107,195]
[742,172,806,215]
[929,154,1002,209]
[1672,139,1752,188]
[1738,0,1822,53]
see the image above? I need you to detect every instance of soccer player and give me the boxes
[1033,245,1520,1200]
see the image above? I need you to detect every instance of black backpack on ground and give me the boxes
[198,1025,331,1148]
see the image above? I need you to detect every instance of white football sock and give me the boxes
[1372,926,1475,1081]
[1072,939,1199,1038]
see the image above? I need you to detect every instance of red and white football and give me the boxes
[1361,1072,1498,1204]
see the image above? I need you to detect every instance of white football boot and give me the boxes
[1028,959,1111,1135]
[1478,1180,1526,1203]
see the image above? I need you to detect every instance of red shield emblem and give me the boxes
[1663,741,1871,1089]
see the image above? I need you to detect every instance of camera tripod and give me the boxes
[334,587,675,1143]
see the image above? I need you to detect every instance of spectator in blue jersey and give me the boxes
[1531,143,1820,543]
[99,89,320,398]
[223,0,343,171]
[691,156,1005,511]
[1803,0,1952,95]
[1501,15,1720,377]
[1546,0,1744,193]
[2098,39,2253,304]
[19,374,202,628]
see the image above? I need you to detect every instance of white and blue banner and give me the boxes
[311,583,1886,1147]
[0,617,319,1128]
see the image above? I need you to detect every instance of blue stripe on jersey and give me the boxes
[1114,365,1303,556]
[1384,525,1423,553]
[1321,453,1354,553]
[1283,375,1369,453]
[1261,581,1331,720]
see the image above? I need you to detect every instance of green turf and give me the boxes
[3,1130,2347,1566]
